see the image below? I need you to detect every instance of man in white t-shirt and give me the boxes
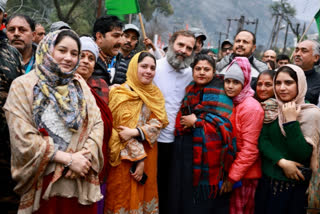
[153,30,196,214]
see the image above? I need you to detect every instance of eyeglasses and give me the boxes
[222,47,233,52]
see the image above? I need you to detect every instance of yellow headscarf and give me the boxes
[108,52,168,166]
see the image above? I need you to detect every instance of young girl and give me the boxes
[255,65,320,214]
[223,57,264,214]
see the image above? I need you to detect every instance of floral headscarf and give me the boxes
[33,30,86,132]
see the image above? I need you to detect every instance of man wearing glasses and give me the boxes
[220,39,233,58]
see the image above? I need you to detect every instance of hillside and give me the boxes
[150,0,313,50]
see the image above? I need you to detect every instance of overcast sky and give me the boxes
[286,0,319,34]
[289,0,319,21]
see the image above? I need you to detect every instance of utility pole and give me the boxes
[226,18,232,39]
[274,16,283,49]
[283,23,289,53]
[237,15,245,33]
[226,15,258,39]
[254,18,259,35]
[269,14,279,49]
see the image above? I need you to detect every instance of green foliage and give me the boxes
[6,0,173,34]
[139,0,173,21]
[50,0,97,35]
[269,0,296,17]
[269,0,300,39]
[6,0,97,35]
[6,0,52,28]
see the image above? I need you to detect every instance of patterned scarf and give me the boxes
[226,57,254,105]
[175,75,236,199]
[99,49,112,66]
[260,98,278,124]
[33,30,86,132]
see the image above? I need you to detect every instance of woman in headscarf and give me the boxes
[4,30,104,214]
[223,57,264,214]
[255,65,320,214]
[168,54,236,214]
[76,36,113,214]
[104,52,168,213]
[255,70,276,103]
[255,70,278,125]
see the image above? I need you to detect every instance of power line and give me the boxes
[226,15,259,39]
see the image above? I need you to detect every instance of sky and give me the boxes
[289,0,319,21]
[287,0,319,35]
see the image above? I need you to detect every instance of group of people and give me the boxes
[1,0,320,213]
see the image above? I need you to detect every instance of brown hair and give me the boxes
[169,30,196,48]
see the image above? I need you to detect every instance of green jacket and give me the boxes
[258,119,312,182]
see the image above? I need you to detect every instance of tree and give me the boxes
[269,0,301,41]
[6,0,98,35]
[53,0,81,23]
[139,0,173,21]
[6,0,53,25]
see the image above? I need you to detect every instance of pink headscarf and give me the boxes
[225,57,254,105]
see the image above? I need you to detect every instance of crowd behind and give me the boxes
[0,0,320,214]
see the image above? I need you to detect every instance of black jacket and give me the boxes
[92,57,111,85]
[305,66,320,105]
[113,51,135,85]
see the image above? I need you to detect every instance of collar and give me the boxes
[121,50,136,59]
[304,67,316,76]
[230,53,254,64]
[32,43,37,54]
[247,55,254,64]
[0,30,6,40]
[99,49,113,66]
[163,57,182,73]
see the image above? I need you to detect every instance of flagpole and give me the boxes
[129,14,132,24]
[290,17,315,60]
[138,12,147,39]
[298,18,314,43]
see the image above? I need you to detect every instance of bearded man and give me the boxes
[153,30,196,214]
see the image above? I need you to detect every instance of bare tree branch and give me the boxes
[53,0,64,20]
[65,0,82,21]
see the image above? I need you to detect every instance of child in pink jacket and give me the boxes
[222,57,264,214]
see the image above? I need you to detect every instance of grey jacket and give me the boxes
[216,54,268,78]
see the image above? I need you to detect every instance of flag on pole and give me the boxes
[105,0,140,15]
[315,9,320,35]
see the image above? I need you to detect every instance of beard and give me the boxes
[166,45,194,69]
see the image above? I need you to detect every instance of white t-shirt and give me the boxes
[153,57,193,143]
